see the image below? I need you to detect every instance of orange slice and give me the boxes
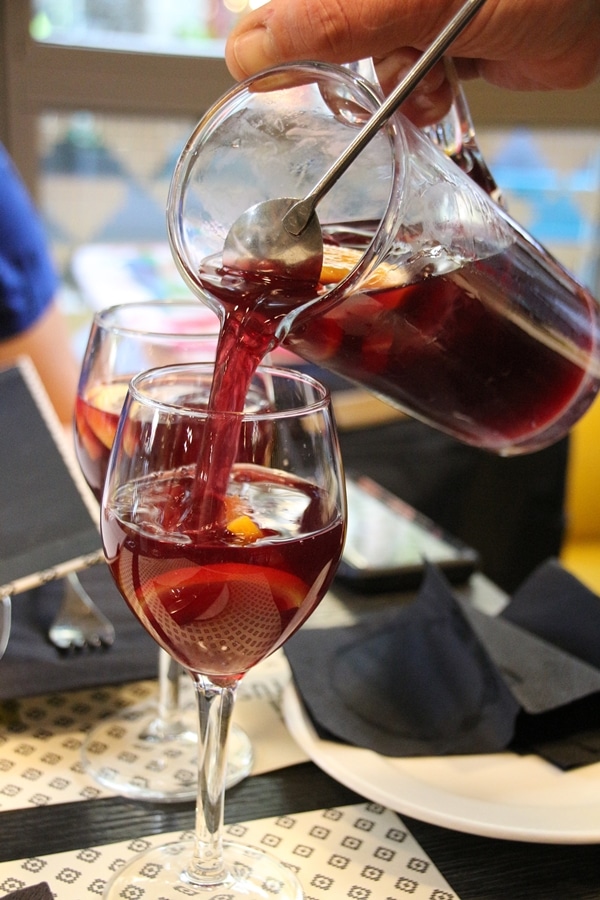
[320,245,398,290]
[75,397,103,463]
[148,562,308,626]
[217,497,263,543]
[137,562,312,673]
[85,382,129,449]
[87,381,129,415]
[226,514,263,543]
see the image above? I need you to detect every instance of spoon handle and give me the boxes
[284,0,488,236]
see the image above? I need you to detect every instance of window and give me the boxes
[31,0,248,53]
[1,0,234,197]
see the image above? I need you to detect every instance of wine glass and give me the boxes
[0,596,10,660]
[101,362,346,899]
[74,299,254,800]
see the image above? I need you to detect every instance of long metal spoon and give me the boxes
[223,0,487,285]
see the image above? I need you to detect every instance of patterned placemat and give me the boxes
[0,652,307,812]
[0,588,382,813]
[0,802,459,899]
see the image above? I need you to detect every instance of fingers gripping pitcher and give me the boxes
[167,62,600,456]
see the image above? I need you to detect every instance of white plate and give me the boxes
[283,680,600,843]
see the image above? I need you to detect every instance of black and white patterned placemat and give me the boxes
[0,802,458,899]
[0,652,306,812]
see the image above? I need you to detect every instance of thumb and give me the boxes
[225,0,445,80]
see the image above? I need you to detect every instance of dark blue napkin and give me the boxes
[285,560,600,769]
[0,564,158,700]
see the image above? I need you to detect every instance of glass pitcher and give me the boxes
[167,61,600,456]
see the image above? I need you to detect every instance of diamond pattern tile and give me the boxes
[37,113,600,298]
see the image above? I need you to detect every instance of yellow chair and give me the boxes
[561,394,600,594]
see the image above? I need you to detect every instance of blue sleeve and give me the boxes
[0,143,59,339]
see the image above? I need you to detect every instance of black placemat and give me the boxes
[0,361,102,595]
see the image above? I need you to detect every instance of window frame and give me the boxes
[0,0,233,198]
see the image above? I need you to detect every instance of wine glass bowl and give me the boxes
[101,363,345,898]
[74,299,220,501]
[103,363,345,680]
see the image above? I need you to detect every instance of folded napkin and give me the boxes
[0,564,158,700]
[285,560,600,769]
[2,885,53,900]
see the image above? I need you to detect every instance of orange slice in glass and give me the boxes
[85,382,129,449]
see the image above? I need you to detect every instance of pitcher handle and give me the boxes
[423,59,505,206]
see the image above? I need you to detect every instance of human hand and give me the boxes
[225,0,600,125]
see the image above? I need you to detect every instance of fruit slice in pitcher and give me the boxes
[320,245,398,290]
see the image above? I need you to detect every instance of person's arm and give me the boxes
[0,143,79,426]
[0,299,79,426]
[225,0,600,125]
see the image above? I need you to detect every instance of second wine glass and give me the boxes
[74,299,254,800]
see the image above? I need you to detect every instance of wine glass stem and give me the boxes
[137,648,188,742]
[186,675,237,886]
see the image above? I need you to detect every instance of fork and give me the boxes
[48,571,116,651]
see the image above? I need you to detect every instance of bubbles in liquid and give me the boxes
[112,475,194,544]
[110,465,314,544]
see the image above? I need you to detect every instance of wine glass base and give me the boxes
[103,839,304,899]
[82,701,254,801]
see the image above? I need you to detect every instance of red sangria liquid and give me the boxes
[74,381,129,501]
[197,214,600,455]
[75,373,270,503]
[103,462,343,679]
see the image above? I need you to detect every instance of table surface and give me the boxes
[2,574,600,900]
[3,763,600,900]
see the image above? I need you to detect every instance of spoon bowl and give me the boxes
[223,197,323,285]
